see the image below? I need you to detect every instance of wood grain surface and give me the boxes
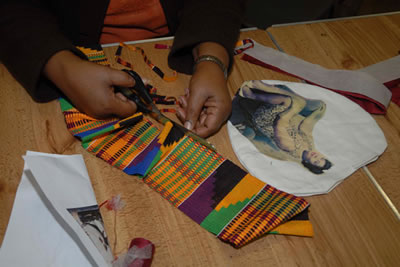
[0,15,399,266]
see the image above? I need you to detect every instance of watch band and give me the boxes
[194,55,228,79]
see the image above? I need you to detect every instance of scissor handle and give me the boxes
[122,69,153,105]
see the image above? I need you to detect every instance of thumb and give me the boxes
[184,92,206,131]
[109,69,136,88]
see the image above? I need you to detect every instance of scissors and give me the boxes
[115,69,216,151]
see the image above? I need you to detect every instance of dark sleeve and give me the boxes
[166,0,247,74]
[0,0,86,102]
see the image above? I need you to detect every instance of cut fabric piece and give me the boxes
[58,45,312,248]
[77,45,111,66]
[268,207,313,237]
[239,39,399,114]
[228,80,387,196]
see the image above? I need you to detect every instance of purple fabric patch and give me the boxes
[178,172,217,224]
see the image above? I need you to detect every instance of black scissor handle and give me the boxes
[122,69,153,105]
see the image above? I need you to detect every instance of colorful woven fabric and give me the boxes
[268,207,313,237]
[144,136,309,247]
[59,45,312,248]
[77,45,110,66]
[60,98,163,176]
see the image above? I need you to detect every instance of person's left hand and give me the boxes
[176,61,232,138]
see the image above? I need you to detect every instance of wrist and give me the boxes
[43,50,81,80]
[193,42,229,77]
[193,55,228,79]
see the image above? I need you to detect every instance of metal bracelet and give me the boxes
[193,55,228,79]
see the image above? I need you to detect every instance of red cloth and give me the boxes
[100,0,169,44]
[385,79,400,106]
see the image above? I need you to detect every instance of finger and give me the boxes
[193,124,215,138]
[175,107,186,122]
[184,93,207,131]
[178,96,187,109]
[110,93,138,117]
[194,107,224,137]
[109,69,135,87]
[194,119,220,138]
[199,112,207,125]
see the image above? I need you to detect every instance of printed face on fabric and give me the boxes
[231,80,332,174]
[228,80,387,196]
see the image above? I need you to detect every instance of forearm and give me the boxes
[0,1,78,102]
[43,50,84,96]
[167,0,245,74]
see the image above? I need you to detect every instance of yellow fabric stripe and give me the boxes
[215,174,265,211]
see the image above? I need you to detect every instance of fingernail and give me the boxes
[142,78,151,85]
[184,120,193,130]
[179,96,186,107]
[176,108,183,118]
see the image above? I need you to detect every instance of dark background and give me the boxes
[244,0,400,29]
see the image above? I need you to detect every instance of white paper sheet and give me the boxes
[0,151,113,267]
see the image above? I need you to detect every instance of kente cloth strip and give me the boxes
[236,39,400,114]
[268,207,313,237]
[60,99,310,247]
[60,46,312,247]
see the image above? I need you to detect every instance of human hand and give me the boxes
[43,50,137,119]
[176,61,232,138]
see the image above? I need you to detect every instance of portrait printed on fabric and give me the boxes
[68,205,114,263]
[230,80,333,174]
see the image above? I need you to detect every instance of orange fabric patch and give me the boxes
[100,0,169,44]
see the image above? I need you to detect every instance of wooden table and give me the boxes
[1,13,399,266]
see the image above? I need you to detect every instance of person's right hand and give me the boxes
[43,50,137,119]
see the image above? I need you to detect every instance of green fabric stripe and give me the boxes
[141,149,163,178]
[88,54,106,60]
[200,198,251,234]
[81,124,115,143]
[59,98,74,111]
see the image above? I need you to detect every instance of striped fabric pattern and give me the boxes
[59,45,311,248]
[144,136,309,247]
[60,98,162,176]
[77,46,110,66]
[144,136,225,207]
